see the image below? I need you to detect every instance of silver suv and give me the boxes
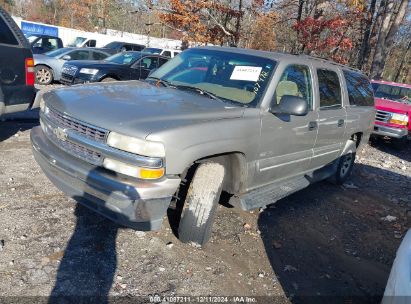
[31,47,375,246]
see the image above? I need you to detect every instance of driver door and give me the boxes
[131,56,159,80]
[257,63,318,186]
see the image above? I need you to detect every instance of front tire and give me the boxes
[35,65,53,85]
[178,162,225,247]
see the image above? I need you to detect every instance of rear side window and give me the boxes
[92,51,108,60]
[317,69,342,108]
[0,16,18,45]
[343,70,374,106]
[69,50,90,60]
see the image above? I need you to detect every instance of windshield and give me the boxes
[44,48,70,57]
[104,52,142,65]
[27,35,39,43]
[104,41,122,49]
[372,83,411,104]
[67,37,86,47]
[143,48,162,54]
[149,48,276,107]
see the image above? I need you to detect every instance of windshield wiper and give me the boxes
[146,77,171,87]
[172,84,224,102]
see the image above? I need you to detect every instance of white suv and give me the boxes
[142,47,181,58]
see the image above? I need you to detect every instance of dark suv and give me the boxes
[0,7,36,116]
[104,41,145,53]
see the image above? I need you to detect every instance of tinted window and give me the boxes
[163,51,172,57]
[274,64,312,107]
[42,38,59,52]
[69,50,90,60]
[0,16,18,45]
[159,58,169,67]
[317,69,342,108]
[140,57,159,70]
[343,70,374,106]
[92,51,108,60]
[105,52,142,65]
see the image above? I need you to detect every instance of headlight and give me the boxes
[107,132,165,157]
[80,68,99,75]
[103,158,164,179]
[390,113,408,126]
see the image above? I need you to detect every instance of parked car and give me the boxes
[26,34,63,54]
[59,51,169,85]
[31,47,375,246]
[34,47,114,85]
[382,229,411,304]
[104,41,145,52]
[371,80,410,146]
[66,36,97,48]
[0,6,36,117]
[142,47,181,58]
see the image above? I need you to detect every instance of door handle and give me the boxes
[308,121,318,131]
[338,119,345,127]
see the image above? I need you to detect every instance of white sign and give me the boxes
[230,66,262,82]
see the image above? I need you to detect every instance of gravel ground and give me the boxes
[0,89,410,303]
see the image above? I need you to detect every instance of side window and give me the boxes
[69,50,90,60]
[43,38,59,51]
[92,51,108,60]
[162,51,172,58]
[124,44,133,51]
[85,40,96,47]
[141,57,159,70]
[159,58,169,67]
[343,70,374,106]
[317,69,342,108]
[274,64,313,107]
[0,16,18,45]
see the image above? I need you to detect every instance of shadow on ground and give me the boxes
[369,136,411,162]
[258,163,409,304]
[0,119,38,142]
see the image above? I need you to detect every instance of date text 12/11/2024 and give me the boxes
[148,295,258,303]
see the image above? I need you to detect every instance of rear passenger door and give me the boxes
[258,64,318,184]
[310,68,347,169]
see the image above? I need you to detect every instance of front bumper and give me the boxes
[30,126,180,230]
[372,124,409,139]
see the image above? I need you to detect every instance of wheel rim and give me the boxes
[36,69,51,84]
[340,153,353,177]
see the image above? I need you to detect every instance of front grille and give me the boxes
[48,129,102,165]
[60,73,74,84]
[375,110,391,123]
[47,107,107,143]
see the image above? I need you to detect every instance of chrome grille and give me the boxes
[48,129,102,165]
[47,107,107,143]
[375,110,392,123]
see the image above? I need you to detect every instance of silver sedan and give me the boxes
[34,47,113,85]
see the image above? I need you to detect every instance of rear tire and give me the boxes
[330,152,356,185]
[35,65,53,85]
[178,162,225,247]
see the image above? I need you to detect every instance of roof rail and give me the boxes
[297,54,362,73]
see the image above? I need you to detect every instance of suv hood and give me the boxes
[44,80,245,139]
[375,98,411,114]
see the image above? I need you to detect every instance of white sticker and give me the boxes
[230,66,262,82]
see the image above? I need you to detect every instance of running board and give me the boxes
[233,176,310,211]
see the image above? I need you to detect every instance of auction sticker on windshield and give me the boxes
[230,66,262,82]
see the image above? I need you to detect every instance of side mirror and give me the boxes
[270,95,308,116]
[61,55,71,61]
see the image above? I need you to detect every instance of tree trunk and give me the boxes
[356,0,377,69]
[394,40,411,82]
[370,0,409,79]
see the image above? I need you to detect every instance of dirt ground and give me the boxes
[0,107,410,303]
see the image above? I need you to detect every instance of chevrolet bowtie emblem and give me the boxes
[53,127,68,141]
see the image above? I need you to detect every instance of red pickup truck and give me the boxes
[371,80,411,146]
